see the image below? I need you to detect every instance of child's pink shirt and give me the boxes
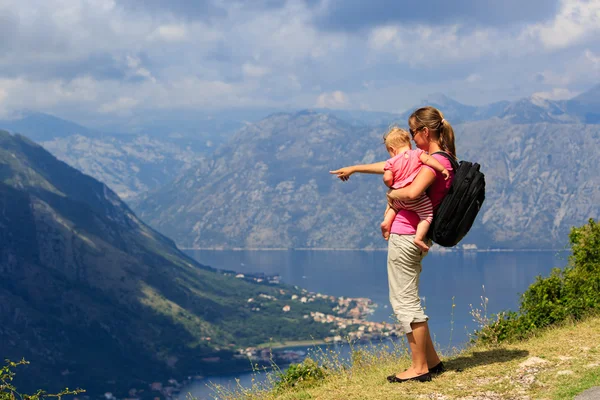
[384,149,426,189]
[389,153,455,236]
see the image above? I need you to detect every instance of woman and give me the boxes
[330,106,456,383]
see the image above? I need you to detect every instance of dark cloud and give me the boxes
[116,0,306,20]
[117,0,227,20]
[0,13,19,52]
[53,54,129,81]
[0,52,152,82]
[312,0,561,31]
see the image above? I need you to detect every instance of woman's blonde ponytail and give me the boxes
[410,106,456,159]
[437,118,456,159]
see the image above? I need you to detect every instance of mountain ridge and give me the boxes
[3,85,599,250]
[133,110,600,250]
[0,130,347,396]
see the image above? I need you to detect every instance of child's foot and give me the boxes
[380,222,391,241]
[414,238,430,252]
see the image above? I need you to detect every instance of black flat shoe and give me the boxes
[429,362,445,374]
[387,372,432,383]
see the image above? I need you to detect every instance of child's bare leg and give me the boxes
[381,205,397,240]
[414,220,431,252]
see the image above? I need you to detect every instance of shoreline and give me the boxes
[180,247,569,253]
[256,339,327,350]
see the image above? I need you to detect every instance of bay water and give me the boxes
[180,249,569,399]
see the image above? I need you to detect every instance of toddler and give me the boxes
[381,127,449,251]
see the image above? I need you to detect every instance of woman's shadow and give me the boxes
[444,348,529,372]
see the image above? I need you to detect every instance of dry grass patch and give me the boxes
[213,316,600,399]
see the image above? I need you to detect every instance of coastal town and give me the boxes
[87,271,402,400]
[237,288,401,364]
[91,286,401,400]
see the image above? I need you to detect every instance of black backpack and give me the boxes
[427,152,485,247]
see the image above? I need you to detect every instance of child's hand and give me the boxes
[442,169,450,180]
[330,167,354,181]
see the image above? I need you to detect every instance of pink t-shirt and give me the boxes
[390,153,455,236]
[384,148,426,189]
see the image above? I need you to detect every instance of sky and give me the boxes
[0,0,599,124]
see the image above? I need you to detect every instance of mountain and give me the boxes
[399,93,511,123]
[400,85,600,125]
[40,134,201,199]
[456,119,599,247]
[0,130,348,395]
[400,93,478,123]
[80,108,280,152]
[134,111,388,249]
[563,83,600,123]
[35,88,596,202]
[497,96,574,124]
[10,109,409,201]
[0,111,99,141]
[313,108,403,126]
[133,111,600,250]
[0,113,209,200]
[14,86,600,202]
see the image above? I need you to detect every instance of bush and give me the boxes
[0,360,83,400]
[475,219,600,343]
[274,358,327,390]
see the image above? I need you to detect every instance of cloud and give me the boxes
[532,88,579,100]
[523,0,600,50]
[125,55,156,82]
[99,96,139,114]
[242,63,270,79]
[312,0,560,32]
[151,24,188,42]
[367,24,516,66]
[316,91,349,108]
[0,87,8,117]
[585,49,600,68]
[0,0,598,120]
[117,0,316,21]
[465,74,481,84]
[532,48,600,88]
[0,72,275,120]
[118,0,226,20]
[0,76,99,114]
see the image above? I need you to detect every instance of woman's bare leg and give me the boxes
[395,322,429,378]
[394,321,441,378]
[424,323,442,368]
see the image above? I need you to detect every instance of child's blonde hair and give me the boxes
[383,126,411,150]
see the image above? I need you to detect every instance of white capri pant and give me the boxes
[387,234,429,334]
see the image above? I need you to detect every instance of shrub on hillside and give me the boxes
[0,360,83,400]
[475,219,600,343]
[274,358,327,390]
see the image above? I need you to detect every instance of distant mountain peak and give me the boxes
[420,93,462,107]
[528,94,555,109]
[570,83,600,105]
[0,110,98,141]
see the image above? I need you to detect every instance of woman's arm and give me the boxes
[387,167,436,202]
[329,161,386,181]
[419,153,450,180]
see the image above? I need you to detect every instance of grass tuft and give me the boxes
[200,313,600,399]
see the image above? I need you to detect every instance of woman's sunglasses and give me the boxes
[409,126,424,139]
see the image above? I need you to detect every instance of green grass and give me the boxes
[212,316,600,400]
[552,366,600,399]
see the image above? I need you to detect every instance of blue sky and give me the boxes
[0,0,599,123]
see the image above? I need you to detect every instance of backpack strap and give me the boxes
[431,151,459,171]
